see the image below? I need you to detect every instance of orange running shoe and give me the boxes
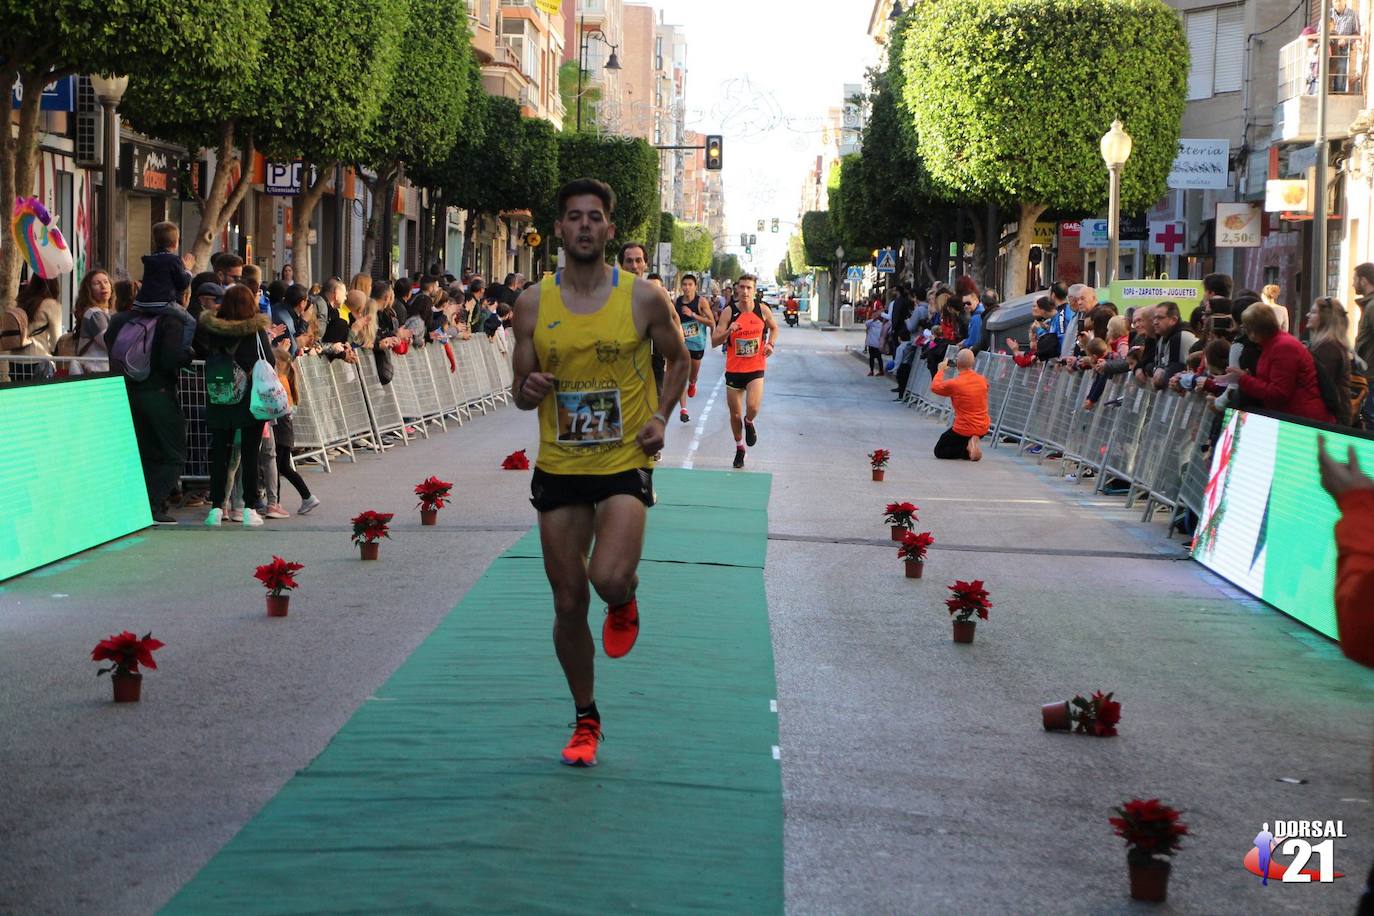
[561,717,602,767]
[603,598,640,658]
[687,382,697,398]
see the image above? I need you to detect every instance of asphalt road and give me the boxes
[1,327,1370,915]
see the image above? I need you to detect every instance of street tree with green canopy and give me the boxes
[801,211,837,269]
[710,252,742,282]
[120,4,273,271]
[258,0,408,284]
[543,133,660,258]
[672,223,713,273]
[900,0,1188,294]
[0,0,259,302]
[354,0,474,277]
[415,91,523,270]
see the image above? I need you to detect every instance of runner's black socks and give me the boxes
[576,701,600,723]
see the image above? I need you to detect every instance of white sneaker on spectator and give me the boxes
[263,504,290,519]
[242,508,264,527]
[228,509,244,523]
[204,508,223,527]
[298,495,321,515]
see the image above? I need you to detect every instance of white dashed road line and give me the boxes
[681,374,725,469]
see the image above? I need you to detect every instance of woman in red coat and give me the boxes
[1218,303,1334,422]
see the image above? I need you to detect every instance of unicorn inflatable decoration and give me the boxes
[11,196,74,279]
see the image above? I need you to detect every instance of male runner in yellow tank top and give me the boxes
[511,178,689,767]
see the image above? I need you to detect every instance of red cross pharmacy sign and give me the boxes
[1147,221,1187,256]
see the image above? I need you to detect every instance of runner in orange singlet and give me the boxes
[710,274,778,469]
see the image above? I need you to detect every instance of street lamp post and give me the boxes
[1099,119,1133,287]
[834,244,845,324]
[90,74,129,275]
[576,14,621,132]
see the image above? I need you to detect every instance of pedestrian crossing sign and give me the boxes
[875,249,896,273]
[846,266,864,281]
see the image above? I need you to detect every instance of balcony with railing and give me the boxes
[1274,33,1366,143]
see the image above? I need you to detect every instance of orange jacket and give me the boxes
[1336,489,1374,667]
[930,370,991,437]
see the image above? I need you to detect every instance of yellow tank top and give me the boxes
[534,268,656,474]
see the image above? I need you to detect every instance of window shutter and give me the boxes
[1186,9,1217,100]
[1214,5,1245,94]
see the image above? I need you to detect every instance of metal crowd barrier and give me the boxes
[900,351,1222,538]
[0,341,516,484]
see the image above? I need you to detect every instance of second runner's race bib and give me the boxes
[734,336,761,357]
[556,388,624,445]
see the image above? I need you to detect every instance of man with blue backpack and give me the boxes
[105,273,197,525]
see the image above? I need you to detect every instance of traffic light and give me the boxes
[705,135,723,170]
[771,218,779,233]
[745,246,752,256]
[749,233,757,245]
[757,219,765,232]
[740,232,747,247]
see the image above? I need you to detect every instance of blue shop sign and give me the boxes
[11,76,75,111]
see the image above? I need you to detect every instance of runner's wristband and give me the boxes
[652,411,669,425]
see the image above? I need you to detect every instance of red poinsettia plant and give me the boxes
[868,448,891,470]
[91,630,165,677]
[351,510,394,545]
[945,579,992,622]
[898,531,934,562]
[254,556,304,597]
[1071,690,1122,737]
[883,502,919,528]
[414,476,455,512]
[1110,799,1188,864]
[502,449,530,470]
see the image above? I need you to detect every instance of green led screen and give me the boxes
[0,375,151,581]
[1192,410,1374,640]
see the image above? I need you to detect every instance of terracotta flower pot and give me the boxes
[872,468,885,481]
[1128,858,1170,903]
[890,525,908,541]
[1042,701,1072,731]
[904,558,924,579]
[266,594,290,617]
[360,541,380,561]
[111,671,142,703]
[421,509,438,526]
[952,619,976,644]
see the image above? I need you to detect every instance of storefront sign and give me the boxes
[10,76,74,111]
[1031,222,1057,246]
[1265,179,1310,213]
[1167,139,1230,190]
[120,142,181,195]
[1147,221,1187,255]
[1216,203,1262,247]
[266,161,306,196]
[534,0,561,13]
[1096,280,1206,318]
[1079,219,1110,249]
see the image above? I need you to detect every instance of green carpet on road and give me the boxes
[161,468,781,916]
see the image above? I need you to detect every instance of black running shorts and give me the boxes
[688,348,705,361]
[530,467,656,513]
[725,370,765,390]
